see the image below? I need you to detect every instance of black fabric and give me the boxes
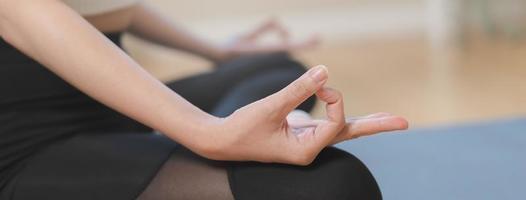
[0,31,382,200]
[228,147,382,200]
[164,52,316,117]
[1,133,177,200]
[0,33,123,104]
[137,147,235,200]
[137,146,382,200]
[0,33,151,193]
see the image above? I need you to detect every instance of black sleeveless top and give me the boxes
[0,33,149,189]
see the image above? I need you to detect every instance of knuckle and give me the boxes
[328,115,346,130]
[326,88,343,102]
[336,118,346,129]
[348,128,361,140]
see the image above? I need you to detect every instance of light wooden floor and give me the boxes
[125,0,526,128]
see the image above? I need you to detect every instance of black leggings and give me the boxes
[165,52,315,117]
[138,53,382,200]
[3,53,381,200]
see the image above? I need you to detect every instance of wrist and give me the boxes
[173,112,229,159]
[154,102,222,153]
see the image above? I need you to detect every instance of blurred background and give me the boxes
[125,0,526,128]
[124,0,526,199]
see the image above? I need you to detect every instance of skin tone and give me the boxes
[126,3,320,63]
[0,0,408,165]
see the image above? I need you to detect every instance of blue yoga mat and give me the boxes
[337,117,526,200]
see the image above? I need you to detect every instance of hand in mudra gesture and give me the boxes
[199,65,408,165]
[217,18,320,62]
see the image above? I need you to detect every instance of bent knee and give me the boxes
[228,147,381,200]
[312,147,382,200]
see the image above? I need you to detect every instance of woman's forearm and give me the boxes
[127,3,226,62]
[0,0,218,152]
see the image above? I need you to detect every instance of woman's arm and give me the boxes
[0,0,338,165]
[0,0,407,165]
[127,3,320,63]
[0,0,218,154]
[127,3,226,62]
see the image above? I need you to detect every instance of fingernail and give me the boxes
[309,65,328,82]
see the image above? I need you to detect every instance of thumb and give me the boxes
[267,65,328,115]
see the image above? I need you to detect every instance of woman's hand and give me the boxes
[196,65,408,165]
[127,5,318,63]
[216,18,320,62]
[287,110,408,145]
